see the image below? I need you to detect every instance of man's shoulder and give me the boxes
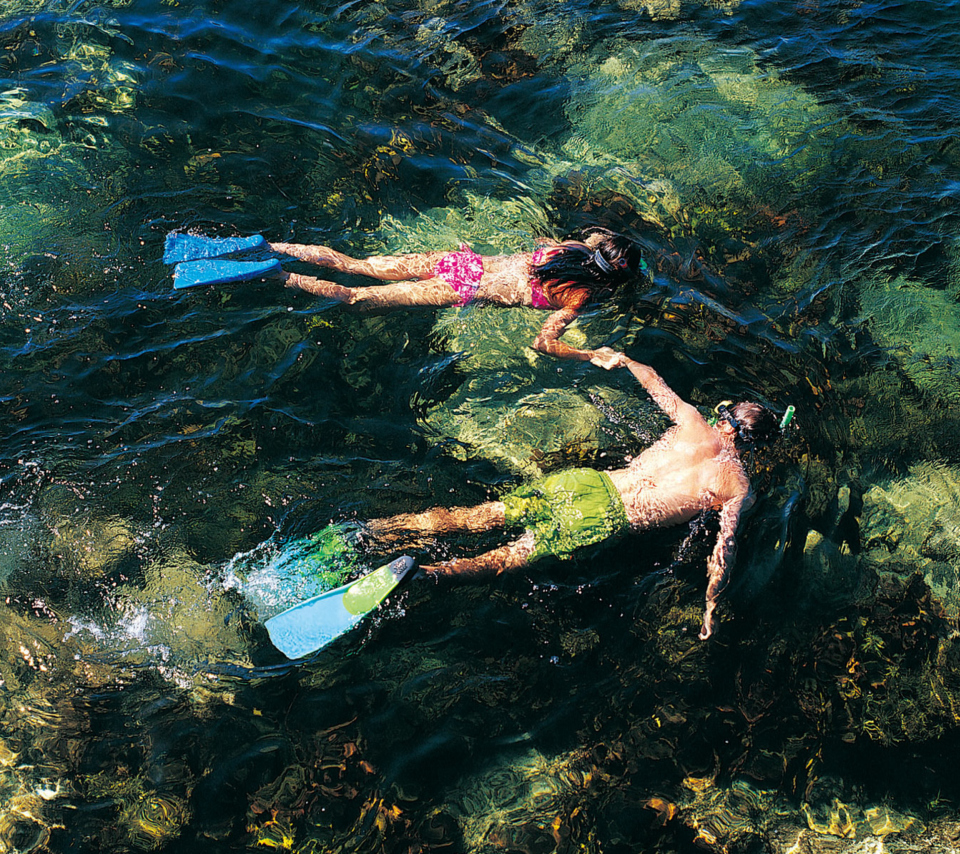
[714,458,752,498]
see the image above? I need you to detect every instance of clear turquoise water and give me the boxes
[2,0,960,851]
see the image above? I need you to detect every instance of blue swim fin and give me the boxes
[163,232,267,264]
[173,258,282,289]
[265,555,414,659]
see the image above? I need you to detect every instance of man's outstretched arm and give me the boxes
[699,494,747,639]
[592,349,698,424]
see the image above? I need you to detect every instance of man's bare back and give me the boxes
[603,354,752,529]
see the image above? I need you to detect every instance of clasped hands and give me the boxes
[588,346,630,370]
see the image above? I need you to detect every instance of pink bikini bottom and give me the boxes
[434,244,484,306]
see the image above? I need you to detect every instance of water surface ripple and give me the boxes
[1,0,960,851]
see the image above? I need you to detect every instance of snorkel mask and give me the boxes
[593,248,643,275]
[593,249,614,273]
[708,401,796,441]
[715,401,746,441]
[707,400,734,429]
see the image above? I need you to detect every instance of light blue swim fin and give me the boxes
[265,555,414,659]
[163,232,267,264]
[173,258,282,289]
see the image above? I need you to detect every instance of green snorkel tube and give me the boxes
[780,405,796,431]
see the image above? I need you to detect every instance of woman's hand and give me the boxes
[589,347,627,370]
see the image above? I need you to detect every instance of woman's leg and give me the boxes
[270,243,445,281]
[283,272,461,309]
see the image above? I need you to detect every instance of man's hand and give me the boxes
[699,602,717,640]
[589,347,627,370]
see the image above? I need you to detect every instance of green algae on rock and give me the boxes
[859,461,960,619]
[547,36,847,258]
[861,275,960,406]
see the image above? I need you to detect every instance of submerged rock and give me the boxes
[46,513,141,582]
[0,738,69,854]
[374,191,553,257]
[122,792,190,851]
[442,745,598,852]
[765,817,960,854]
[0,87,132,295]
[861,274,960,406]
[615,0,745,18]
[677,776,787,850]
[427,302,655,475]
[540,36,849,263]
[860,461,960,618]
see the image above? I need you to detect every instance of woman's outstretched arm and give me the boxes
[533,308,613,362]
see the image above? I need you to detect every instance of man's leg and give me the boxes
[365,501,507,546]
[421,532,535,579]
[367,501,536,578]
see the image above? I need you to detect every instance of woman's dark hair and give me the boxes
[533,227,647,310]
[729,402,781,446]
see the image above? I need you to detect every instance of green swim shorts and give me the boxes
[502,468,629,562]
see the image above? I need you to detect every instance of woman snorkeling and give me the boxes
[264,227,648,364]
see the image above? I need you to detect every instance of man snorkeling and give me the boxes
[366,351,786,639]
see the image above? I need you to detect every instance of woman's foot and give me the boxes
[269,242,337,267]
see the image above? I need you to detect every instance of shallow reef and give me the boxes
[860,274,960,406]
[3,2,960,853]
[859,461,960,619]
[540,35,851,271]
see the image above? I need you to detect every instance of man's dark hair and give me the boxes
[730,402,781,446]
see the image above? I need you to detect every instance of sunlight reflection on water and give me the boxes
[1,0,960,850]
